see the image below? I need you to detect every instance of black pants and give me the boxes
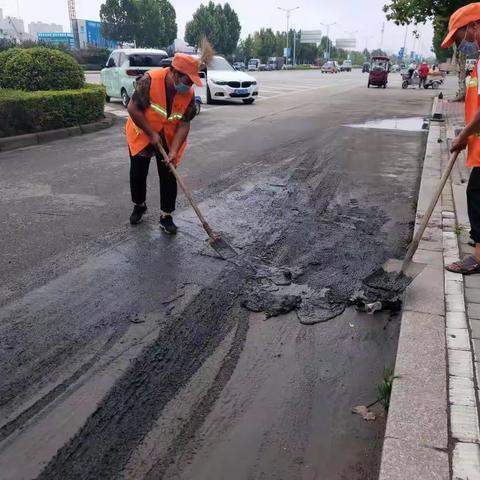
[468,167,480,243]
[130,152,177,214]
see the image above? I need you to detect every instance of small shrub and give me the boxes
[1,47,85,91]
[0,84,105,137]
[0,48,22,84]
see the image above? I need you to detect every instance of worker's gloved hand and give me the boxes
[451,134,468,153]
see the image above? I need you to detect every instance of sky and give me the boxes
[0,0,434,56]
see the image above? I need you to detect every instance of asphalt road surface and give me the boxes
[0,70,440,479]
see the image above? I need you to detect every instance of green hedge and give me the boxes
[1,47,85,91]
[0,84,105,138]
[0,48,22,80]
[81,64,104,71]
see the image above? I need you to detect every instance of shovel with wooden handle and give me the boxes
[383,149,461,281]
[365,149,461,292]
[156,144,237,260]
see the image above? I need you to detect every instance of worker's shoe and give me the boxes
[130,204,147,225]
[160,214,177,235]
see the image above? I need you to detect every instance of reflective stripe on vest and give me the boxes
[465,60,480,167]
[150,101,185,122]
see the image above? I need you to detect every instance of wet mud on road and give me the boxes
[0,87,430,479]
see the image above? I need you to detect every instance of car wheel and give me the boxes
[207,86,215,105]
[243,98,255,105]
[195,102,201,115]
[105,95,111,103]
[121,89,130,108]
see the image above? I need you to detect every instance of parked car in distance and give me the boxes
[362,62,370,73]
[321,61,339,73]
[233,62,245,71]
[248,58,260,71]
[101,48,168,106]
[340,60,352,72]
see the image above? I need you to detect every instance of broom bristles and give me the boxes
[199,37,215,68]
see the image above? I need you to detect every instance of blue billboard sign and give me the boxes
[77,19,118,49]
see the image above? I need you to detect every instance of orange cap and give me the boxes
[172,53,203,87]
[442,3,480,48]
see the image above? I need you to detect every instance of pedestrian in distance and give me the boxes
[126,40,213,234]
[408,60,417,79]
[418,61,429,89]
[443,3,480,274]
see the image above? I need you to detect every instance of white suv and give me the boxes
[101,48,168,106]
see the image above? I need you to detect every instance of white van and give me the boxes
[248,59,260,72]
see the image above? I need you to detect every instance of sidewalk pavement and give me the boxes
[379,99,480,479]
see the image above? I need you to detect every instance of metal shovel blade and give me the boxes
[364,259,426,293]
[208,235,238,260]
[382,258,426,281]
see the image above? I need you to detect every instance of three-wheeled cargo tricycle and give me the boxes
[367,56,390,88]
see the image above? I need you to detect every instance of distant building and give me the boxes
[74,19,117,49]
[37,32,75,50]
[29,21,62,39]
[0,8,26,42]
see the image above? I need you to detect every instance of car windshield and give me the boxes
[128,54,167,67]
[209,57,235,71]
[324,62,334,67]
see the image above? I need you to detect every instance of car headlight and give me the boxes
[251,81,257,85]
[212,80,228,85]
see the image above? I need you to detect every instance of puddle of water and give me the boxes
[346,117,428,132]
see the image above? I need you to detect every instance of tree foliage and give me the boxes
[383,0,470,24]
[234,29,372,66]
[383,0,471,98]
[100,0,177,48]
[185,2,241,55]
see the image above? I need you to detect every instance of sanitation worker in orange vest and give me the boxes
[443,3,480,274]
[126,53,203,234]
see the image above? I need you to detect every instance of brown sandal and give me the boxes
[446,255,480,275]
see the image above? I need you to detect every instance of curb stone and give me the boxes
[0,114,115,153]
[380,99,480,479]
[378,104,450,480]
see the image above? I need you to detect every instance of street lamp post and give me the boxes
[278,6,300,67]
[320,22,336,60]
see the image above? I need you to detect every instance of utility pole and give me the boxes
[67,0,79,49]
[278,6,300,66]
[293,30,297,66]
[320,22,336,60]
[403,24,408,53]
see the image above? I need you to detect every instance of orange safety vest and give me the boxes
[465,61,480,167]
[125,67,194,163]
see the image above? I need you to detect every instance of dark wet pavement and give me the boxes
[0,73,433,479]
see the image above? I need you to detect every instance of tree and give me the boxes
[236,34,254,62]
[100,0,177,48]
[185,2,241,55]
[383,0,472,100]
